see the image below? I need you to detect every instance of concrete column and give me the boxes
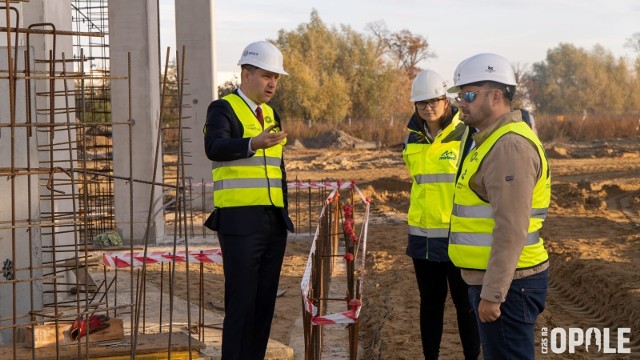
[0,46,41,344]
[175,0,216,212]
[109,0,165,244]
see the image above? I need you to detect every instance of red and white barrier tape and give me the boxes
[186,180,357,189]
[311,309,359,325]
[300,184,370,325]
[287,180,356,190]
[102,249,223,269]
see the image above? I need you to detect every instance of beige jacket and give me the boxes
[461,110,549,303]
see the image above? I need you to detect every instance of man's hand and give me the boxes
[251,125,287,151]
[478,298,501,322]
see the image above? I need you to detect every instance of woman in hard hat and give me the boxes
[402,69,480,360]
[203,40,294,360]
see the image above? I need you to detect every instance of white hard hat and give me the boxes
[448,53,516,93]
[410,69,447,102]
[237,41,288,75]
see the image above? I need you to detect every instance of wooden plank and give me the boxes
[17,319,124,349]
[94,350,200,360]
[0,332,205,360]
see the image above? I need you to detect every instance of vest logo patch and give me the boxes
[459,169,467,183]
[469,152,479,162]
[439,150,456,161]
[265,116,274,125]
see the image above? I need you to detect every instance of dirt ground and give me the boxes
[153,134,640,359]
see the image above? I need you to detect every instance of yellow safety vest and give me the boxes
[403,112,468,239]
[449,122,550,270]
[211,94,286,208]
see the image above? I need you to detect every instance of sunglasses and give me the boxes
[415,97,445,110]
[455,89,495,103]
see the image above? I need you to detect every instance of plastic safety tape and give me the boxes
[190,180,356,189]
[102,249,223,269]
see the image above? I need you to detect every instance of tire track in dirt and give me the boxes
[545,261,640,359]
[543,261,640,359]
[609,189,640,228]
[542,174,640,359]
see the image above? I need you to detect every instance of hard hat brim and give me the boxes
[237,60,288,75]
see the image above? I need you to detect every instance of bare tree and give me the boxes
[365,21,435,78]
[624,32,640,56]
[364,20,389,58]
[512,62,529,85]
[512,62,533,109]
[387,30,434,78]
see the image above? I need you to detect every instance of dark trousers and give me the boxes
[218,210,287,360]
[468,269,548,360]
[413,258,481,360]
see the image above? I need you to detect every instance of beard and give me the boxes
[460,111,478,127]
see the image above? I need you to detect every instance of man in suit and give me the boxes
[203,40,294,360]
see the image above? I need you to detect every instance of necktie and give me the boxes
[256,106,264,127]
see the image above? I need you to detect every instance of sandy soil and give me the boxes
[153,135,640,359]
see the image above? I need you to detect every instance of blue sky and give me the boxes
[159,0,640,87]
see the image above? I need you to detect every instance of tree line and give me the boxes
[219,11,640,123]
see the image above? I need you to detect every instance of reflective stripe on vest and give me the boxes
[211,94,286,208]
[448,121,550,270]
[402,112,467,238]
[414,173,457,184]
[409,226,450,238]
[452,204,548,219]
[212,156,282,170]
[214,178,283,191]
[450,231,540,246]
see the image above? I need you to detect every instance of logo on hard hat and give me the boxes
[243,51,259,57]
[485,66,495,73]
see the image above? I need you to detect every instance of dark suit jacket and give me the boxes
[203,91,294,235]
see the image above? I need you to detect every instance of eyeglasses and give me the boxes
[415,97,444,110]
[455,89,495,103]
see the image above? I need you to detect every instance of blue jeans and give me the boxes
[468,269,548,360]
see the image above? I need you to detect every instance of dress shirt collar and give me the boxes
[237,88,261,114]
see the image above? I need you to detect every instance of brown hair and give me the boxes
[417,97,454,134]
[241,64,259,72]
[439,98,453,129]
